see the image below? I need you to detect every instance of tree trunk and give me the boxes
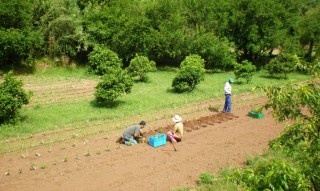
[306,38,314,62]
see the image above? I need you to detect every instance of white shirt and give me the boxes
[224,81,232,95]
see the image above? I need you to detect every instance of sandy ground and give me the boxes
[0,95,284,191]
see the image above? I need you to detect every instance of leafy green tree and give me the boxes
[0,0,43,67]
[189,33,236,71]
[226,0,299,64]
[0,71,31,123]
[94,69,133,106]
[261,78,320,190]
[88,46,123,76]
[234,60,256,83]
[299,5,320,63]
[229,157,310,191]
[39,0,86,59]
[172,54,205,92]
[266,53,298,79]
[126,55,156,82]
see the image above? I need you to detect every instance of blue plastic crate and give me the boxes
[148,133,166,147]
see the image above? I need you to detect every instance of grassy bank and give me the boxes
[0,67,311,138]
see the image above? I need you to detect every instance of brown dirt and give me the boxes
[0,95,284,191]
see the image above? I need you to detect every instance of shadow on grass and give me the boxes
[259,75,286,80]
[0,64,35,75]
[90,99,125,108]
[166,87,194,94]
[233,81,245,85]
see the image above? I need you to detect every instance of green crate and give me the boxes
[248,111,264,119]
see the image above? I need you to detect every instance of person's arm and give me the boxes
[133,126,142,138]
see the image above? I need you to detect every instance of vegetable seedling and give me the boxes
[30,163,36,170]
[40,164,46,169]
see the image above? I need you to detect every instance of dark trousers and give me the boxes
[223,94,232,112]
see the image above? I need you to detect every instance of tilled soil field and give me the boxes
[0,94,284,191]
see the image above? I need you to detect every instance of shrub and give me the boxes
[88,46,122,76]
[94,69,133,105]
[198,172,214,185]
[126,54,157,82]
[229,158,310,191]
[172,54,205,92]
[262,79,320,190]
[0,28,44,67]
[234,60,257,84]
[0,71,31,123]
[266,53,297,79]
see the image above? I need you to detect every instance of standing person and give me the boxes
[167,115,184,142]
[223,78,234,113]
[122,120,146,145]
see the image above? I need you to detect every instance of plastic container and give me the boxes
[248,111,264,119]
[148,133,166,147]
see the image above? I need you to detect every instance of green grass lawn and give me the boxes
[0,67,311,139]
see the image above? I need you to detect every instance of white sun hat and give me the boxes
[172,115,182,123]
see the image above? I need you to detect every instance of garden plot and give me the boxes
[23,78,97,107]
[0,94,284,191]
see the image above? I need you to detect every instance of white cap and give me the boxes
[172,115,182,123]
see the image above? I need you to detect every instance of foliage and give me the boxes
[0,0,32,29]
[198,172,214,185]
[94,69,133,105]
[172,54,205,92]
[298,5,320,63]
[0,29,44,67]
[88,46,123,76]
[234,60,256,83]
[0,71,31,124]
[0,0,44,66]
[228,157,310,191]
[189,33,236,71]
[126,55,157,82]
[261,77,320,190]
[266,53,298,79]
[39,0,86,59]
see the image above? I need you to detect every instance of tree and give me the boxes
[225,0,299,64]
[234,60,256,83]
[0,0,43,67]
[88,46,123,76]
[299,5,320,63]
[0,71,31,124]
[261,77,320,190]
[266,53,298,79]
[188,33,236,71]
[126,55,157,82]
[94,69,133,106]
[172,54,205,92]
[39,0,86,59]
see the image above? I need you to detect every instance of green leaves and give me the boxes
[234,60,257,83]
[88,45,123,76]
[95,69,133,105]
[126,54,157,82]
[0,71,31,124]
[228,157,310,191]
[172,54,205,92]
[266,53,298,79]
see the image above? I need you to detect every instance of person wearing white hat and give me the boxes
[167,115,184,142]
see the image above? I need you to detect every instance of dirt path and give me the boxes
[0,95,284,191]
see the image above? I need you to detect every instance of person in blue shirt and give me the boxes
[223,78,234,113]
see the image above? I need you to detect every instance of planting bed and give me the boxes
[0,94,284,191]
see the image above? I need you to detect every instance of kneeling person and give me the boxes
[167,115,184,143]
[122,121,146,145]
